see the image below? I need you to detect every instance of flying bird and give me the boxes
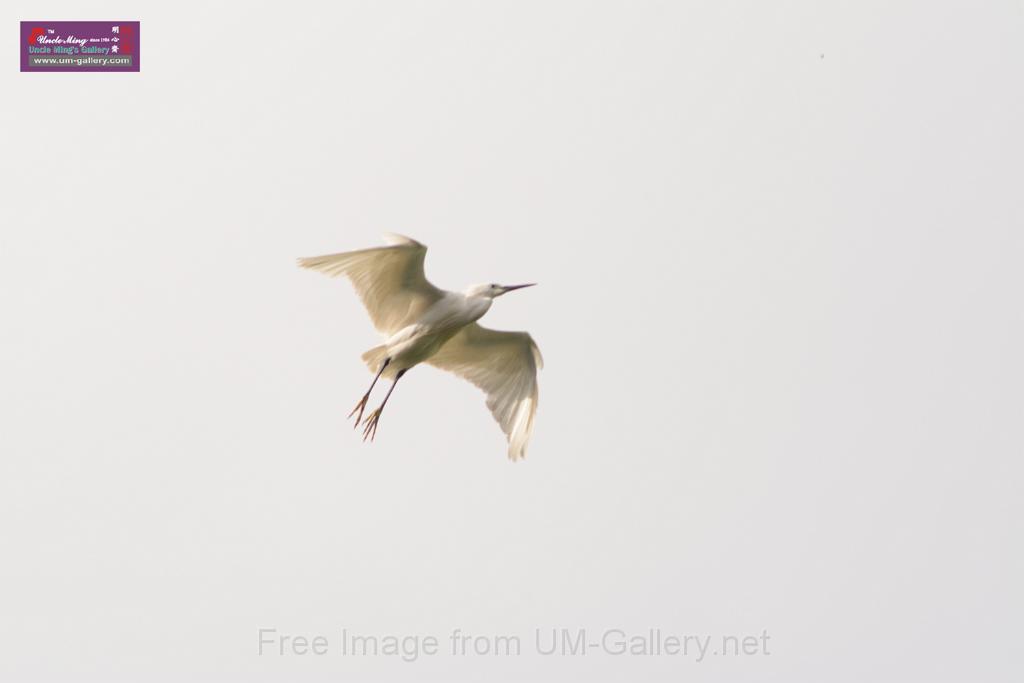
[298,234,542,460]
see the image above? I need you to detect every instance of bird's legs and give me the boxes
[362,369,406,442]
[348,358,390,428]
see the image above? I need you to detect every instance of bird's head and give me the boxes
[465,282,536,300]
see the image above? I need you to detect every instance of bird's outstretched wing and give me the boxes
[297,234,444,335]
[428,323,542,461]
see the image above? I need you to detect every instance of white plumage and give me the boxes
[298,234,542,460]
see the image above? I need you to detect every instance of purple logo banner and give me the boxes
[21,21,140,72]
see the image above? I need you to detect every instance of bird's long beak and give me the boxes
[502,283,536,293]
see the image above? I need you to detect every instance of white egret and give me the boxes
[298,234,542,460]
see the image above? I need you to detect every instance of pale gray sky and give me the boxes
[1,1,1022,681]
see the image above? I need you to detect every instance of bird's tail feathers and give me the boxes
[361,345,389,373]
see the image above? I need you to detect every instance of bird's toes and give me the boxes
[360,411,376,444]
[348,396,368,423]
[360,410,381,442]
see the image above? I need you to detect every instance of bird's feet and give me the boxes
[361,408,383,442]
[348,394,370,428]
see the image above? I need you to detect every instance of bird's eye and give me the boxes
[491,283,498,288]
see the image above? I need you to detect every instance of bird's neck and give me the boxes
[462,294,492,321]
